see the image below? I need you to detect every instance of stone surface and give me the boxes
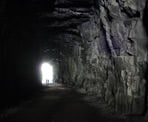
[57,0,148,115]
[0,0,148,116]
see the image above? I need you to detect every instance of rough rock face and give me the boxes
[58,0,148,115]
[0,0,148,116]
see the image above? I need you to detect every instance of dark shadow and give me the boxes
[143,0,148,115]
[0,86,139,122]
[0,0,55,113]
[143,0,148,35]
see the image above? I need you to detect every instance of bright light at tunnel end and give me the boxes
[41,62,53,85]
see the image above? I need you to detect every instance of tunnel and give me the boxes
[0,0,148,121]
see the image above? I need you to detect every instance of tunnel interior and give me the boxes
[0,0,148,120]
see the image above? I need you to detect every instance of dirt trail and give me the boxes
[0,85,147,122]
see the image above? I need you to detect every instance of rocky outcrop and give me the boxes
[58,0,148,115]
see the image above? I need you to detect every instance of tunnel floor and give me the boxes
[0,85,147,122]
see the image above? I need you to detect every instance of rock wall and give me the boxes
[59,0,148,115]
[0,0,147,116]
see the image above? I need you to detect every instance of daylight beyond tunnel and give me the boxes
[41,62,53,85]
[0,0,148,117]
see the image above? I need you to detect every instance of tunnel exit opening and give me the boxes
[41,62,53,85]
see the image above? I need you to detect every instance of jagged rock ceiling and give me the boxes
[31,0,95,58]
[0,0,95,60]
[40,1,93,28]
